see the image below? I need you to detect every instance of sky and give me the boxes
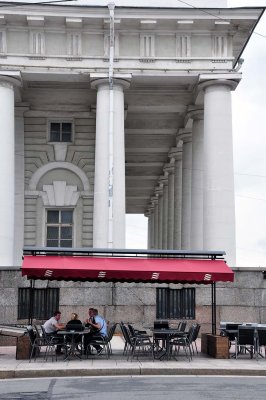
[1,0,266,267]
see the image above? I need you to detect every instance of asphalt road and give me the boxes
[0,376,266,400]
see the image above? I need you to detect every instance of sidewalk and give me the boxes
[1,337,266,379]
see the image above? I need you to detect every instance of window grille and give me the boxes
[18,288,59,320]
[156,287,195,319]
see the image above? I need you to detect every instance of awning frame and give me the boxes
[22,247,232,334]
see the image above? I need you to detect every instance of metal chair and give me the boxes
[257,327,266,358]
[40,325,65,360]
[191,323,201,354]
[26,325,51,362]
[169,324,196,361]
[236,326,256,359]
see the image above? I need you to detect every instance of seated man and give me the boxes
[43,310,65,354]
[83,308,107,355]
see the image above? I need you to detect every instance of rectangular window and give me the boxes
[18,288,59,320]
[46,209,73,247]
[156,288,195,319]
[49,122,72,142]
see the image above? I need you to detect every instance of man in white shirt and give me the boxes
[43,310,65,354]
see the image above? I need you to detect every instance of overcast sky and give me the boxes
[2,0,266,267]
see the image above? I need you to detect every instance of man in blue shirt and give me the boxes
[83,308,107,355]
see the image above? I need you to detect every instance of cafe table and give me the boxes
[151,328,186,361]
[57,328,89,361]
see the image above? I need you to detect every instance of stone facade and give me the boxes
[1,268,265,335]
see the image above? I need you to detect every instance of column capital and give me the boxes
[186,106,204,121]
[169,147,182,162]
[0,71,22,88]
[164,163,174,175]
[197,76,240,94]
[159,175,168,187]
[177,128,192,143]
[155,185,163,196]
[90,73,131,90]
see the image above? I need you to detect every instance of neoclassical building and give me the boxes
[0,2,265,328]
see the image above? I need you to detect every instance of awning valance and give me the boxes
[21,255,234,284]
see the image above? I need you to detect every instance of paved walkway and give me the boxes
[1,337,266,379]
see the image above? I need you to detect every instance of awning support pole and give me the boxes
[211,282,217,335]
[28,279,34,326]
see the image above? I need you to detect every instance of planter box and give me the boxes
[201,333,229,359]
[16,336,31,360]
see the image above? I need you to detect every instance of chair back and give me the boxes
[238,326,255,346]
[120,322,133,346]
[107,323,117,342]
[187,325,196,345]
[192,324,201,342]
[154,320,169,330]
[26,325,36,345]
[179,321,187,332]
[257,327,266,346]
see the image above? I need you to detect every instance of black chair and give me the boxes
[257,327,266,358]
[153,320,169,352]
[40,325,65,360]
[26,325,51,362]
[191,323,201,354]
[120,322,153,361]
[236,326,256,359]
[169,324,196,361]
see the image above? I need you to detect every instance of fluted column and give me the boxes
[201,79,237,266]
[0,73,21,266]
[92,77,130,248]
[178,129,192,250]
[190,108,204,250]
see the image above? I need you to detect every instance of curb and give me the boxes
[1,367,266,379]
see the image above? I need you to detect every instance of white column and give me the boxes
[145,210,152,249]
[92,82,109,248]
[190,109,204,250]
[155,186,163,249]
[92,78,129,248]
[113,83,127,248]
[0,74,20,266]
[165,163,175,249]
[14,105,27,266]
[202,80,237,266]
[150,207,155,249]
[161,174,168,249]
[152,196,159,249]
[170,147,182,249]
[179,129,192,250]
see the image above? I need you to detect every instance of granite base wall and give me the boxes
[0,268,265,336]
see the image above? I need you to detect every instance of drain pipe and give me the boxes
[107,2,115,248]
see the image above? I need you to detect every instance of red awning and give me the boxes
[21,255,234,284]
